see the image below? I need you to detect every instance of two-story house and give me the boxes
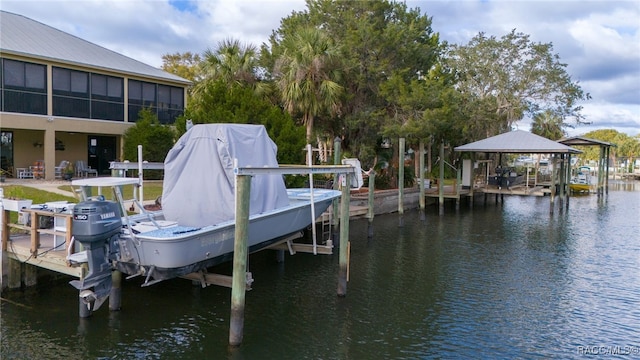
[0,11,190,180]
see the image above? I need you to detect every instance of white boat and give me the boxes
[69,124,341,310]
[570,165,592,193]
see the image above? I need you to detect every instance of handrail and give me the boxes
[3,208,73,260]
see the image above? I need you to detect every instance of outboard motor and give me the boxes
[69,200,122,315]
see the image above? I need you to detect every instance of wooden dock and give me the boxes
[2,202,369,290]
[3,232,83,278]
[479,184,547,196]
[2,208,84,289]
[424,186,474,199]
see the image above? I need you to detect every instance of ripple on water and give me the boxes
[2,188,639,359]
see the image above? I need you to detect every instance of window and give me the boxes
[157,84,184,124]
[52,67,124,120]
[1,59,182,123]
[53,67,90,118]
[1,59,46,114]
[90,73,124,120]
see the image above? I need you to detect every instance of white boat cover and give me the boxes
[161,124,289,227]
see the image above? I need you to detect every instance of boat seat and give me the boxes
[131,220,178,234]
[137,225,201,239]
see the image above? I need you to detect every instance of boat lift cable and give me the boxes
[307,144,317,255]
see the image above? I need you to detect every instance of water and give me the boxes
[2,182,639,359]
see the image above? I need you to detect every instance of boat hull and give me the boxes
[569,183,591,193]
[116,189,339,281]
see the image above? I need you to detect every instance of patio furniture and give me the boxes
[32,160,45,179]
[75,160,98,177]
[17,167,34,179]
[55,160,69,179]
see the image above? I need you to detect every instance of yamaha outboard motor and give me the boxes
[69,199,122,315]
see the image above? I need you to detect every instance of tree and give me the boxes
[123,108,175,178]
[200,39,259,85]
[161,52,202,82]
[262,0,442,165]
[575,129,640,173]
[272,26,343,143]
[446,29,591,140]
[182,79,306,166]
[530,110,565,140]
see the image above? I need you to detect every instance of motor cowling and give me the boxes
[72,200,122,243]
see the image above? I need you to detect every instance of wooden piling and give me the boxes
[398,137,405,226]
[558,154,565,210]
[604,146,610,194]
[455,168,461,211]
[439,141,445,216]
[229,174,251,347]
[337,173,351,297]
[1,210,8,252]
[109,270,122,311]
[332,137,341,235]
[367,170,375,238]
[0,251,6,291]
[24,263,36,287]
[565,154,571,210]
[419,141,425,211]
[8,258,21,289]
[550,155,556,214]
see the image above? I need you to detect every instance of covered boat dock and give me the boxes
[558,136,615,195]
[453,130,583,213]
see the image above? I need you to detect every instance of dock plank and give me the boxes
[5,233,83,277]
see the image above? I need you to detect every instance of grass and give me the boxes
[54,182,164,202]
[1,182,164,224]
[2,185,76,225]
[2,185,76,204]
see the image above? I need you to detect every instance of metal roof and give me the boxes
[559,136,616,148]
[454,130,582,154]
[0,11,190,85]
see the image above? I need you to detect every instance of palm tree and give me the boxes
[530,110,565,140]
[195,39,260,95]
[273,27,343,142]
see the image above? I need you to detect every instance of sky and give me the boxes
[2,0,639,137]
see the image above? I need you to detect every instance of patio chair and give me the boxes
[17,167,34,179]
[75,160,98,177]
[55,160,69,179]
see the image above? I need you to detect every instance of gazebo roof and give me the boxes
[559,136,616,148]
[454,130,582,154]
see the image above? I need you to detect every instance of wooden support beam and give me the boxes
[181,272,252,289]
[229,174,250,347]
[9,258,21,289]
[439,141,445,215]
[398,137,405,217]
[419,141,425,210]
[24,263,37,287]
[333,137,341,229]
[2,210,9,252]
[30,214,39,258]
[367,170,375,238]
[337,173,350,297]
[110,270,122,311]
[268,242,333,255]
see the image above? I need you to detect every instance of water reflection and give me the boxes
[2,183,639,359]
